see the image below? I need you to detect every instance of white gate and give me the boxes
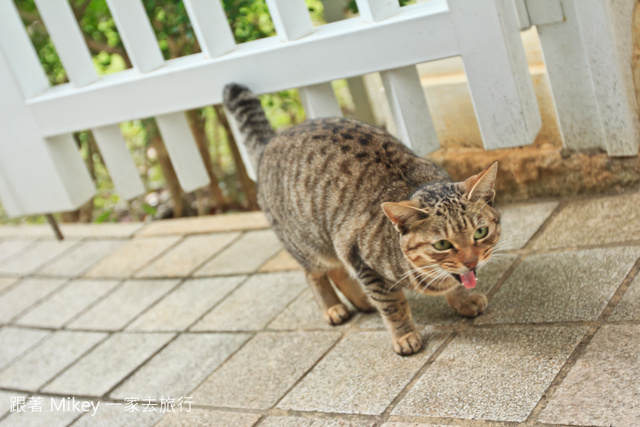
[0,0,637,218]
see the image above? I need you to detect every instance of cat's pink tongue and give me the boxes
[460,271,477,289]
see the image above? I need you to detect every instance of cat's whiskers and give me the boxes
[422,270,450,291]
[413,268,438,289]
[390,264,439,290]
[416,266,449,289]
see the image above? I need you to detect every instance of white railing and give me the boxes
[0,0,637,218]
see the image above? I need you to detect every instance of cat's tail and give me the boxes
[223,83,275,165]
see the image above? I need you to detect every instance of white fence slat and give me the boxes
[299,83,343,119]
[380,66,438,156]
[526,0,564,25]
[0,167,21,216]
[183,0,235,58]
[106,0,164,73]
[355,0,400,23]
[536,0,605,151]
[449,0,541,150]
[92,125,145,200]
[28,1,457,136]
[346,76,376,124]
[573,0,639,156]
[33,0,98,87]
[45,134,96,204]
[155,112,210,192]
[0,34,94,217]
[223,106,257,181]
[265,0,314,41]
[0,0,49,98]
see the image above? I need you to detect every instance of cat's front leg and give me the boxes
[356,268,422,355]
[445,285,488,317]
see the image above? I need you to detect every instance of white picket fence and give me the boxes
[0,0,638,218]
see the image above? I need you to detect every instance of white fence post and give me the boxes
[535,0,606,152]
[449,0,541,150]
[572,0,639,156]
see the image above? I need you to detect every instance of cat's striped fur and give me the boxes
[224,84,501,355]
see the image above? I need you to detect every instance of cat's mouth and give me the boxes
[452,269,477,289]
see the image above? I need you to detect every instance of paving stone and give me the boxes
[193,331,340,409]
[38,240,125,277]
[0,396,90,427]
[194,230,282,276]
[382,423,454,427]
[59,222,144,238]
[0,226,53,239]
[610,273,640,321]
[135,211,269,237]
[0,331,106,391]
[15,280,119,328]
[191,271,305,331]
[0,240,80,275]
[358,255,517,329]
[135,232,240,278]
[84,236,181,279]
[278,330,446,415]
[127,277,244,332]
[0,390,26,417]
[0,277,18,294]
[72,402,164,427]
[261,416,375,427]
[156,409,261,427]
[497,201,558,249]
[477,247,640,324]
[393,326,586,422]
[0,240,34,264]
[68,280,178,331]
[0,278,67,323]
[0,327,50,370]
[42,333,175,397]
[539,324,640,426]
[259,249,301,273]
[111,333,250,399]
[268,288,357,331]
[534,191,640,249]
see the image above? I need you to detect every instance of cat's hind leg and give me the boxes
[327,268,375,313]
[445,285,488,317]
[305,270,350,326]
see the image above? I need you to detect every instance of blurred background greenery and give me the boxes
[2,0,412,225]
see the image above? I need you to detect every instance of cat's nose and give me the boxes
[464,257,478,270]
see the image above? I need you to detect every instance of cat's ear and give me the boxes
[381,201,429,233]
[462,162,498,203]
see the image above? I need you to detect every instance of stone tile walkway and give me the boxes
[0,190,639,426]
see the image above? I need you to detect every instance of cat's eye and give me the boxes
[474,227,489,240]
[433,240,453,251]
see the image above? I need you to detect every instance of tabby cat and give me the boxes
[224,84,501,355]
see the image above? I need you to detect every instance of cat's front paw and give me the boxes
[393,331,423,356]
[455,293,488,317]
[325,303,350,325]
